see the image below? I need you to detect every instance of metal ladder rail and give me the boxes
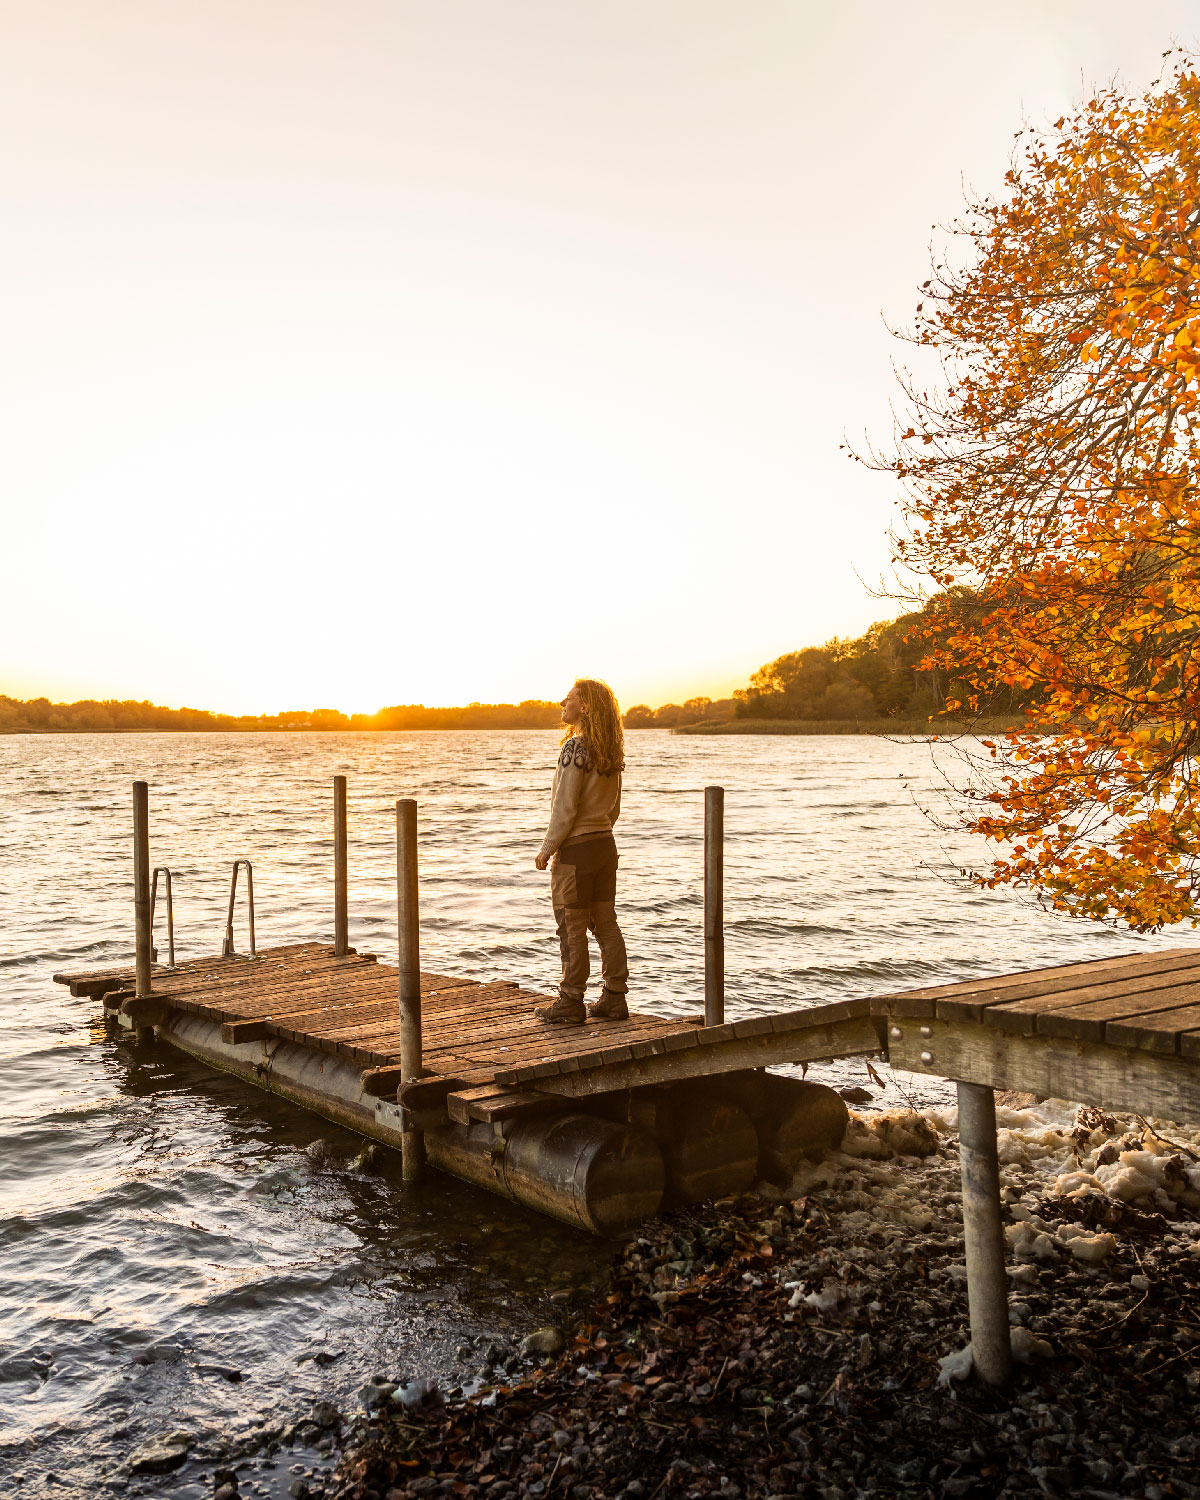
[221,860,257,959]
[149,867,176,969]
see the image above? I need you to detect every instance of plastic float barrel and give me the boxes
[591,1085,760,1205]
[659,1070,849,1194]
[424,1114,665,1236]
[155,1012,664,1234]
[658,1094,760,1205]
[754,1075,849,1184]
[162,1011,382,1135]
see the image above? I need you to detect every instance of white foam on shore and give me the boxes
[783,1101,1200,1262]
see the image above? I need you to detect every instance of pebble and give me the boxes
[126,1430,193,1473]
[521,1327,564,1357]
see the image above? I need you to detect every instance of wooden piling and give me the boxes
[133,781,152,1000]
[704,785,724,1027]
[957,1081,1013,1385]
[396,798,424,1182]
[333,775,348,957]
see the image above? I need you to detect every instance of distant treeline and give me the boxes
[4,590,1020,735]
[623,589,1029,728]
[0,695,563,734]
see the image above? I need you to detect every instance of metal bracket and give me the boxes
[221,859,257,958]
[373,1099,407,1136]
[150,866,176,968]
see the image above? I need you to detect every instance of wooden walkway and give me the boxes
[879,946,1200,1121]
[53,943,882,1119]
[55,943,1200,1122]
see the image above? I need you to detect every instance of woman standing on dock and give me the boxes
[533,679,629,1024]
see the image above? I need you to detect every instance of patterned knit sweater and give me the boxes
[537,736,622,861]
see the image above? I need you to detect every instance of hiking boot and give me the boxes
[586,988,629,1021]
[534,993,586,1024]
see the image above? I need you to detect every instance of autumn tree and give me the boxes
[875,51,1200,929]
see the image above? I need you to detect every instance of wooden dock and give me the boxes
[57,940,1200,1137]
[54,942,881,1100]
[55,934,1200,1390]
[54,777,1200,1386]
[53,936,878,1239]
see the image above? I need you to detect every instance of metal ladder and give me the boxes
[150,867,176,969]
[221,859,257,959]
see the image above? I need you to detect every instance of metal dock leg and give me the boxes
[957,1081,1013,1385]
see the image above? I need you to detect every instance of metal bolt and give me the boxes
[889,1025,903,1040]
[919,1024,933,1038]
[920,1050,933,1065]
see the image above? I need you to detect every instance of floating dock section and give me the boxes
[55,942,874,1234]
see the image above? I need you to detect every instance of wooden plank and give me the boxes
[362,1064,407,1097]
[393,1075,466,1127]
[116,959,471,1025]
[149,948,376,985]
[157,963,384,1009]
[442,1019,679,1070]
[445,1086,564,1124]
[221,965,469,1011]
[132,950,372,1000]
[297,1008,548,1053]
[301,980,520,1029]
[876,948,1200,1020]
[891,947,1197,1002]
[148,964,393,1022]
[496,1015,882,1093]
[52,940,329,991]
[405,1010,674,1055]
[120,994,169,1025]
[221,1019,272,1044]
[396,1075,469,1107]
[171,982,367,1026]
[731,1015,779,1040]
[886,1015,1200,1122]
[264,987,513,1045]
[55,939,325,978]
[1033,983,1200,1046]
[956,965,1200,1035]
[1104,1002,1200,1055]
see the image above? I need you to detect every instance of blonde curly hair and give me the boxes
[562,678,625,777]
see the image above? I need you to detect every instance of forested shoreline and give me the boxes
[0,590,1023,735]
[628,588,1030,730]
[0,696,564,734]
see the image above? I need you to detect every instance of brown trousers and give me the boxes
[550,832,628,1004]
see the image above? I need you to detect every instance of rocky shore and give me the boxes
[221,1099,1199,1500]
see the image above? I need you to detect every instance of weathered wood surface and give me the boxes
[887,1014,1200,1122]
[56,944,884,1094]
[875,948,1200,1058]
[60,941,1200,1120]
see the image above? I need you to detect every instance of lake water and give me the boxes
[1,730,1191,1497]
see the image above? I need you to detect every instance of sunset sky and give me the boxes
[3,2,1196,714]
